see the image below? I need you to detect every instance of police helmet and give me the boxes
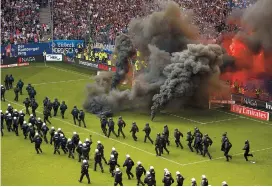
[110,155,114,158]
[95,149,99,153]
[116,168,120,172]
[112,147,116,151]
[83,160,87,163]
[137,161,141,165]
[150,166,154,170]
[83,143,86,147]
[176,171,180,175]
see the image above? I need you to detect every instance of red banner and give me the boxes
[210,100,235,104]
[231,104,270,121]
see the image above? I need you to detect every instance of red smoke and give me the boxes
[220,33,271,85]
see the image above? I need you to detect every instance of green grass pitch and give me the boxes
[1,63,272,186]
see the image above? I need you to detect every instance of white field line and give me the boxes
[167,113,205,124]
[214,109,272,126]
[46,65,93,79]
[5,100,186,167]
[32,78,89,86]
[181,146,272,166]
[6,100,272,167]
[203,117,240,124]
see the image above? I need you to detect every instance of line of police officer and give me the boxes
[1,101,253,186]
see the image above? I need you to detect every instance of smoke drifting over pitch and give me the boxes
[83,1,224,118]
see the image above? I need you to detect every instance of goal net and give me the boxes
[209,94,235,110]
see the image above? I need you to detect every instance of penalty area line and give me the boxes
[46,65,93,79]
[32,78,90,86]
[164,112,205,124]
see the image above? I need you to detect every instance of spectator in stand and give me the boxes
[1,0,49,45]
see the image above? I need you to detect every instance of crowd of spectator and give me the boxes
[1,0,50,45]
[2,0,256,45]
[52,0,256,43]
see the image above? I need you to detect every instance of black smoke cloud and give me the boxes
[111,34,136,89]
[237,0,272,54]
[83,1,224,117]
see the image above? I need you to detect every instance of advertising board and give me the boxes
[231,104,269,121]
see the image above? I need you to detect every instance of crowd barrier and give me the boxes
[63,56,116,72]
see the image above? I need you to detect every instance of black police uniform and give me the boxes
[222,137,232,161]
[31,100,38,117]
[41,125,49,143]
[130,123,139,141]
[72,134,80,152]
[23,98,31,115]
[243,140,253,161]
[123,158,134,179]
[53,99,60,116]
[1,112,4,136]
[22,123,29,139]
[94,152,104,172]
[43,108,51,124]
[49,128,55,145]
[78,110,86,128]
[144,174,156,186]
[29,126,36,143]
[143,123,153,144]
[67,141,75,158]
[155,134,163,156]
[108,119,118,138]
[111,150,119,164]
[1,85,6,101]
[201,178,209,186]
[202,135,213,159]
[97,143,107,164]
[108,157,119,176]
[176,174,185,186]
[18,112,25,128]
[162,174,174,186]
[53,133,61,154]
[79,162,91,184]
[71,107,79,125]
[101,118,108,136]
[13,118,19,136]
[14,87,20,101]
[174,129,184,149]
[33,135,43,154]
[60,102,68,119]
[60,136,68,153]
[117,118,126,138]
[161,133,170,154]
[76,144,83,162]
[114,170,123,186]
[136,164,146,186]
[186,132,194,152]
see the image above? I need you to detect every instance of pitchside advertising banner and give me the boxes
[1,55,47,68]
[231,94,272,112]
[231,104,270,121]
[1,41,114,58]
[1,40,85,57]
[50,40,84,57]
